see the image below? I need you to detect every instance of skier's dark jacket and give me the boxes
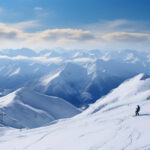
[136,105,140,112]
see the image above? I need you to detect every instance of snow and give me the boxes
[0,74,150,149]
[2,49,150,149]
[73,52,81,57]
[73,57,95,63]
[0,66,5,72]
[33,67,39,73]
[9,67,21,77]
[0,90,16,107]
[41,63,91,106]
[100,53,110,61]
[40,71,61,86]
[124,53,139,63]
[0,88,80,128]
[43,52,51,57]
[1,49,150,107]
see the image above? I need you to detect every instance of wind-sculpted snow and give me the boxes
[0,88,80,128]
[0,74,150,149]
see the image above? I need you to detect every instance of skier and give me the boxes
[135,105,140,116]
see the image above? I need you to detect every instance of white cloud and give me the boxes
[33,28,95,41]
[0,20,150,51]
[34,7,43,11]
[86,19,141,34]
[0,23,24,40]
[106,20,132,28]
[102,32,150,42]
[24,28,96,49]
[0,55,62,63]
[9,20,41,30]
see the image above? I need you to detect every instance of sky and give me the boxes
[0,0,150,51]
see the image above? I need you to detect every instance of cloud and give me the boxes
[24,28,96,49]
[35,29,95,41]
[9,20,41,30]
[0,23,24,40]
[0,31,18,39]
[106,20,132,28]
[0,55,62,63]
[0,20,150,51]
[0,22,96,50]
[34,7,43,11]
[102,32,150,42]
[86,19,145,34]
[86,19,133,32]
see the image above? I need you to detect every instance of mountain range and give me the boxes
[0,48,150,108]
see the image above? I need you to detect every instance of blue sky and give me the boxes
[1,0,150,28]
[0,0,150,50]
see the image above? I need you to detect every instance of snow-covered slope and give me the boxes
[41,63,91,106]
[84,73,150,115]
[0,88,80,128]
[1,48,150,108]
[37,61,129,107]
[1,74,150,149]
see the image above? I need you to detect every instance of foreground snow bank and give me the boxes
[1,74,150,150]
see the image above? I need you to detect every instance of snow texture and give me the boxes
[0,74,150,149]
[0,88,80,128]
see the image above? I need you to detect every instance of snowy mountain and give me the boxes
[0,48,37,57]
[0,48,150,107]
[36,58,149,107]
[0,73,150,149]
[0,88,80,128]
[38,63,91,107]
